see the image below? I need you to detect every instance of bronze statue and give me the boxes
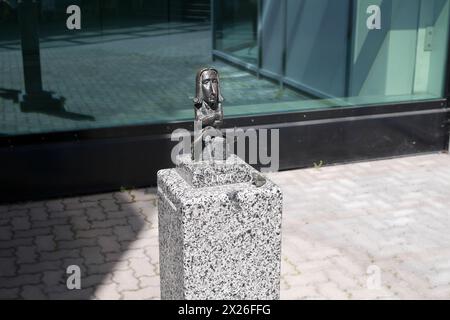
[193,68,224,129]
[192,68,226,161]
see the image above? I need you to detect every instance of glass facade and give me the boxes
[214,0,450,112]
[0,0,449,136]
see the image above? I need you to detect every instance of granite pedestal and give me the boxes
[157,154,282,300]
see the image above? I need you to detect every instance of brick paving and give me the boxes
[1,153,450,299]
[0,21,305,136]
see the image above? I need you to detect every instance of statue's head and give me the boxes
[194,68,224,110]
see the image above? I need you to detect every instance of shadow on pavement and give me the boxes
[0,189,159,300]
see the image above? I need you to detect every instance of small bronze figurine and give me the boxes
[192,68,226,161]
[194,68,224,129]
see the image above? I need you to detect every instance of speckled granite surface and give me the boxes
[176,154,252,188]
[158,155,282,300]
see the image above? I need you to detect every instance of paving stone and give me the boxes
[47,288,95,300]
[45,200,64,212]
[58,238,97,250]
[108,248,148,262]
[16,246,37,264]
[281,286,321,300]
[15,227,52,239]
[0,248,15,258]
[21,285,48,300]
[29,207,49,221]
[284,272,329,288]
[35,235,56,251]
[113,225,136,242]
[0,257,16,277]
[82,274,113,288]
[53,225,74,241]
[70,216,91,231]
[86,208,106,221]
[18,260,62,274]
[42,270,66,287]
[0,226,12,241]
[122,239,155,251]
[49,210,84,220]
[121,286,160,300]
[104,252,124,262]
[94,283,122,300]
[127,216,145,232]
[0,274,41,288]
[316,282,349,300]
[33,217,70,228]
[99,200,120,211]
[41,249,81,262]
[77,228,113,238]
[112,270,139,292]
[0,288,20,299]
[65,202,99,211]
[0,238,34,249]
[144,246,159,264]
[2,209,28,219]
[88,261,129,275]
[81,247,105,265]
[119,203,138,215]
[11,216,31,231]
[98,236,121,253]
[91,218,127,229]
[129,258,153,278]
[139,275,160,288]
[105,210,130,220]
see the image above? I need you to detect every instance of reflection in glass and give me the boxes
[214,0,450,105]
[214,0,258,64]
[0,0,449,137]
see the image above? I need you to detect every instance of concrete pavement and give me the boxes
[1,153,450,299]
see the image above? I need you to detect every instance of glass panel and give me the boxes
[349,0,450,102]
[214,0,450,114]
[0,0,449,136]
[214,0,258,64]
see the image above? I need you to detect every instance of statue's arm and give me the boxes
[196,108,216,127]
[213,105,223,127]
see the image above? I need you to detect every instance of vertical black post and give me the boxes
[17,0,63,112]
[18,0,43,95]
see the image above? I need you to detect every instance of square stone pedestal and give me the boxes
[157,154,282,300]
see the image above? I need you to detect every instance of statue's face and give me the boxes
[201,70,219,108]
